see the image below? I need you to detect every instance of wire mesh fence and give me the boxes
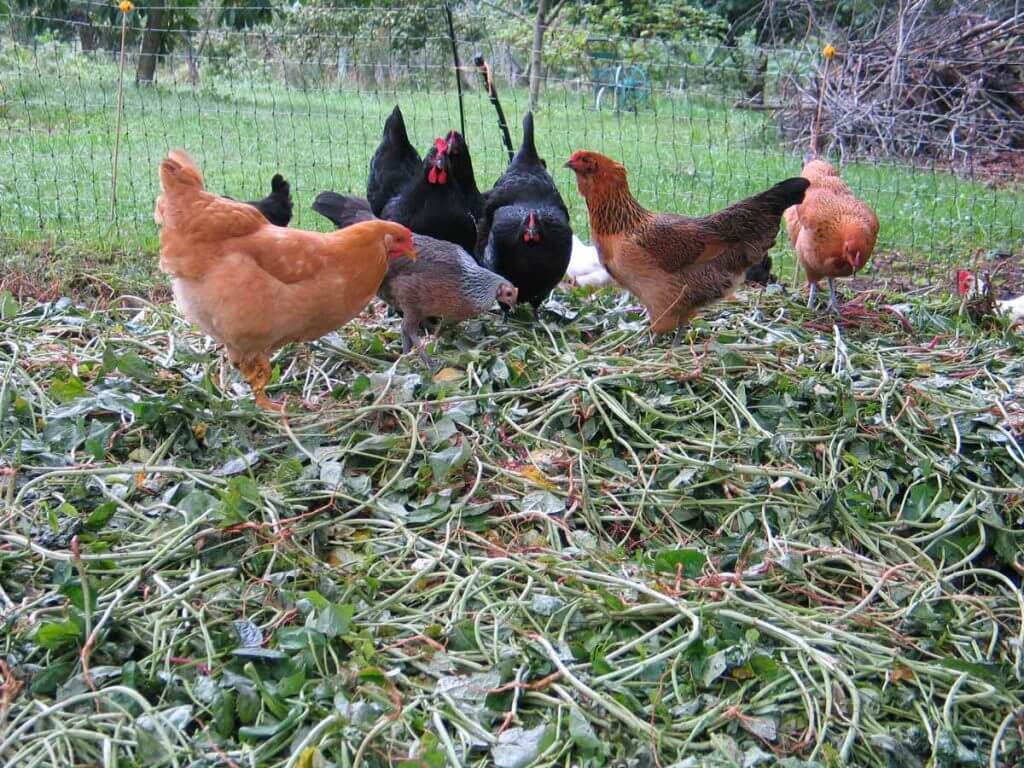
[2,3,1023,291]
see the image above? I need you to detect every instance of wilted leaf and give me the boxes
[315,603,354,638]
[492,724,547,768]
[520,490,563,516]
[569,706,602,754]
[428,443,470,483]
[433,367,464,383]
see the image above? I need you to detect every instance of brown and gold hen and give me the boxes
[154,150,416,410]
[784,159,879,314]
[566,150,808,339]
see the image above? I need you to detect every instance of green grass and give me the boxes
[2,286,1023,767]
[2,40,1022,289]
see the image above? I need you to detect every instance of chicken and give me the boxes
[367,105,421,216]
[785,159,879,314]
[564,235,614,289]
[955,269,1024,326]
[444,130,485,222]
[744,254,776,286]
[381,138,479,254]
[478,112,573,317]
[222,174,293,227]
[246,174,293,228]
[154,150,416,410]
[565,150,808,338]
[312,191,518,366]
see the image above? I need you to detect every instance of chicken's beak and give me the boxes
[563,159,576,170]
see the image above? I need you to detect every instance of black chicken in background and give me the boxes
[366,105,422,216]
[444,130,485,221]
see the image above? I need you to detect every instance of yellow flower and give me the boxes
[119,0,134,12]
[822,43,837,60]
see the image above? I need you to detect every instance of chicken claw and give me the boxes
[239,356,284,412]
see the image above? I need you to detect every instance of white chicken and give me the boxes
[563,235,614,288]
[956,269,1024,326]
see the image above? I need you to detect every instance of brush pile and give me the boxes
[779,4,1024,166]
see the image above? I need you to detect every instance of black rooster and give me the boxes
[380,138,479,254]
[477,112,572,317]
[366,105,422,216]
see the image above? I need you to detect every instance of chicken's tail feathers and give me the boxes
[160,149,205,193]
[701,177,809,249]
[270,174,290,195]
[384,105,412,146]
[311,191,376,229]
[513,111,540,166]
[752,177,810,216]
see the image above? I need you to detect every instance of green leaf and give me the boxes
[905,481,939,522]
[653,548,706,577]
[236,686,260,724]
[35,618,84,650]
[358,666,388,686]
[50,375,88,403]
[315,603,354,638]
[84,501,117,531]
[30,660,75,695]
[0,290,19,320]
[115,351,155,381]
[938,658,1005,686]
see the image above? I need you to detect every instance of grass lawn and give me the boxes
[2,42,1022,293]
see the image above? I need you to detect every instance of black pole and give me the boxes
[444,3,466,138]
[474,53,514,164]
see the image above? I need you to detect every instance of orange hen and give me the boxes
[154,150,416,410]
[785,159,879,314]
[565,150,808,339]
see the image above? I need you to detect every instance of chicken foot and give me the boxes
[237,355,284,412]
[401,316,436,369]
[807,279,842,317]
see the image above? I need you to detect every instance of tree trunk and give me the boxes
[136,1,166,85]
[181,30,198,85]
[528,0,548,112]
[70,5,98,52]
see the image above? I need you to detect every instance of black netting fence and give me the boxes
[2,3,1022,290]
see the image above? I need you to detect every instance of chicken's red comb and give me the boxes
[434,138,448,155]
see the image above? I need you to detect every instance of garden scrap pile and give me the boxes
[1,288,1022,766]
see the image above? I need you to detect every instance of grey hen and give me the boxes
[312,191,518,366]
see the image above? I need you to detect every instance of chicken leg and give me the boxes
[826,277,841,316]
[807,282,818,309]
[238,355,283,412]
[401,316,435,369]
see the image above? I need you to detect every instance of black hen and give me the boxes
[478,112,572,316]
[745,254,777,285]
[380,138,479,254]
[445,130,485,221]
[367,105,422,216]
[238,174,293,227]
